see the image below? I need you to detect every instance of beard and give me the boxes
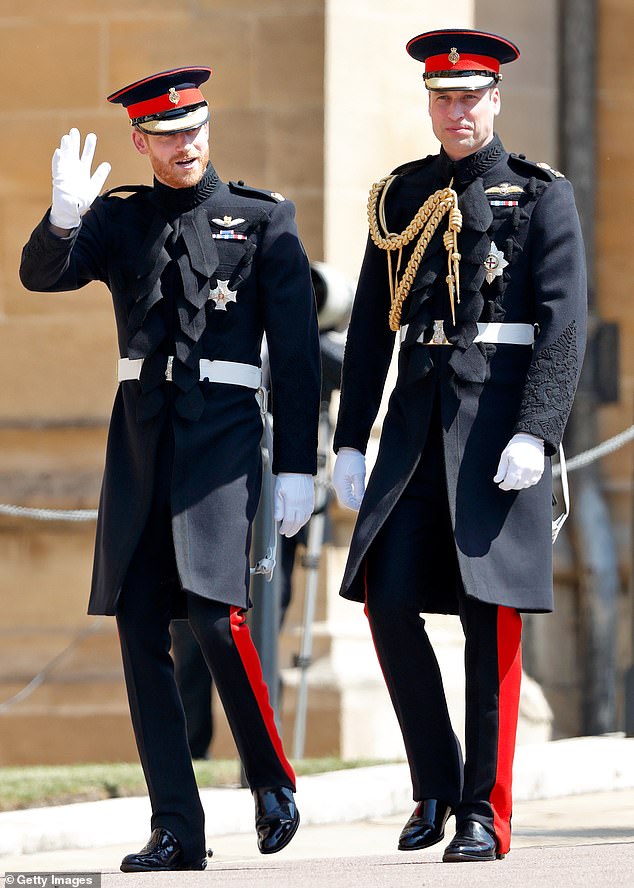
[149,142,210,189]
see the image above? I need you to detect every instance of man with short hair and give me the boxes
[20,66,320,872]
[332,29,587,862]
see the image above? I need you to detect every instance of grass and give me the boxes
[0,758,390,812]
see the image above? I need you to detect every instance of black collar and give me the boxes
[151,162,219,214]
[439,134,505,187]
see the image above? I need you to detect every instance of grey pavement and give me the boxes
[1,736,633,886]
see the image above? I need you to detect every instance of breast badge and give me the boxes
[212,217,248,240]
[485,183,523,206]
[485,182,524,196]
[212,230,247,241]
[483,242,508,284]
[209,280,238,310]
[212,216,246,227]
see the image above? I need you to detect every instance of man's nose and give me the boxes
[447,101,465,120]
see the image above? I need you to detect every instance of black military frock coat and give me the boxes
[334,136,587,614]
[20,164,320,615]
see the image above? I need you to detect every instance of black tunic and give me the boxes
[20,165,321,615]
[334,136,587,614]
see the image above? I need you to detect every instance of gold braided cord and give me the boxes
[367,177,462,332]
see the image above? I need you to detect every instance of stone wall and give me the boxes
[0,0,326,765]
[595,0,634,728]
[1,0,632,764]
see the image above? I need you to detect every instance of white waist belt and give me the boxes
[118,357,262,389]
[118,355,276,581]
[473,322,535,345]
[399,321,535,346]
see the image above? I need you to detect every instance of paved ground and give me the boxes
[1,788,633,887]
[1,737,633,887]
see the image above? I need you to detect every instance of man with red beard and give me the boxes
[20,67,320,872]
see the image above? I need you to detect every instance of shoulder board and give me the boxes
[508,153,566,181]
[228,180,285,203]
[101,184,153,200]
[390,154,435,177]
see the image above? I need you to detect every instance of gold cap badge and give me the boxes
[168,87,180,105]
[448,47,460,65]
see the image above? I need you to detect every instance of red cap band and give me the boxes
[425,52,500,74]
[126,87,205,121]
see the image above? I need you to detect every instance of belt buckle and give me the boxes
[165,355,174,382]
[428,320,451,346]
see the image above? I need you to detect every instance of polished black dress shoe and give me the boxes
[253,786,300,854]
[442,820,504,862]
[120,827,209,872]
[398,799,453,850]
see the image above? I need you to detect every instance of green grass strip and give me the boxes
[0,758,390,811]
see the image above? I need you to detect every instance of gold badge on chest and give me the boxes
[484,182,524,196]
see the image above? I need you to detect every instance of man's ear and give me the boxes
[131,128,149,156]
[492,87,502,118]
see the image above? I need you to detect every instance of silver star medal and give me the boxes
[483,241,509,284]
[209,280,237,311]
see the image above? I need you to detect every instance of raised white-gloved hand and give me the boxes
[274,473,315,537]
[494,433,545,491]
[50,128,111,230]
[332,447,366,511]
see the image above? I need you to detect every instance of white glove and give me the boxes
[50,128,111,230]
[332,447,366,511]
[494,433,545,491]
[274,473,315,537]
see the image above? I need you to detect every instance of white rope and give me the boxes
[0,620,103,714]
[0,503,97,521]
[1,423,634,520]
[552,423,634,478]
[2,423,633,714]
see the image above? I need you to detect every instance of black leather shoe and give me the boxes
[442,820,504,862]
[120,827,208,872]
[398,799,453,850]
[253,786,300,854]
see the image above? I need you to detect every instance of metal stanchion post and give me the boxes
[243,438,281,786]
[292,402,331,759]
[250,485,281,720]
[627,398,634,737]
[626,625,634,736]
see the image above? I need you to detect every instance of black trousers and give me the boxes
[170,620,214,760]
[364,413,522,855]
[115,422,294,861]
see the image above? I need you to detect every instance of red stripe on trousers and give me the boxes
[229,606,296,787]
[490,606,522,855]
